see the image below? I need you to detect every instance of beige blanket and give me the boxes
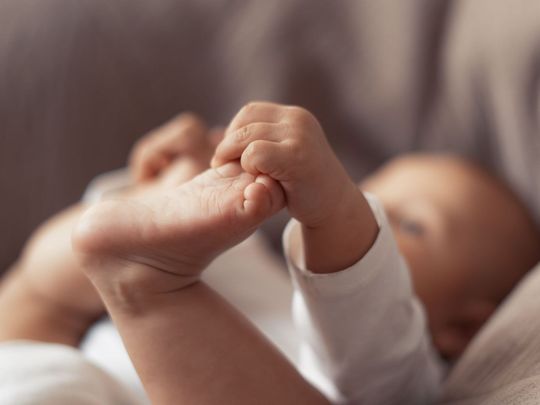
[441,262,540,404]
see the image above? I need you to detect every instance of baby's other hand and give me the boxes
[129,113,222,184]
[211,102,357,228]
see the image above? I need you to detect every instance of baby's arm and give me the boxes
[213,102,443,404]
[285,196,443,403]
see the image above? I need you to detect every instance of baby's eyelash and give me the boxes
[399,218,425,237]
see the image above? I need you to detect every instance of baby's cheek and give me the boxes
[397,239,430,290]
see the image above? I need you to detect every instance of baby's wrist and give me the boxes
[300,184,379,273]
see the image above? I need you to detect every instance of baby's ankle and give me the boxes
[83,253,201,313]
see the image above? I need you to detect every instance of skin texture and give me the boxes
[362,155,540,360]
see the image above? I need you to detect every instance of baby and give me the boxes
[73,103,539,404]
[118,111,539,364]
[1,104,538,404]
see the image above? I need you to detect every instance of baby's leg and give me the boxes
[73,163,327,404]
[0,204,103,346]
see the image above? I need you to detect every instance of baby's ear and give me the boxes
[434,300,496,361]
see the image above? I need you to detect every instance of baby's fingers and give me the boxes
[240,140,291,179]
[228,102,285,131]
[211,123,286,168]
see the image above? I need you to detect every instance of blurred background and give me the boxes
[1,0,539,273]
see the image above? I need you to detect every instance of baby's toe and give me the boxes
[242,176,284,220]
[254,175,285,211]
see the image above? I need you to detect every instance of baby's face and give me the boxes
[362,154,540,360]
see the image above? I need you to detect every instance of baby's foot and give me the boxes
[73,163,284,304]
[129,113,218,183]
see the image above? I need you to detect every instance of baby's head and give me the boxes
[362,154,540,361]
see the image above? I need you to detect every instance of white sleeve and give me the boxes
[0,341,144,405]
[283,194,445,405]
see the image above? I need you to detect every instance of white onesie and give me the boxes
[284,193,445,404]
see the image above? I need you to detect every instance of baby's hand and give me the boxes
[212,102,378,273]
[130,113,222,184]
[212,102,356,228]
